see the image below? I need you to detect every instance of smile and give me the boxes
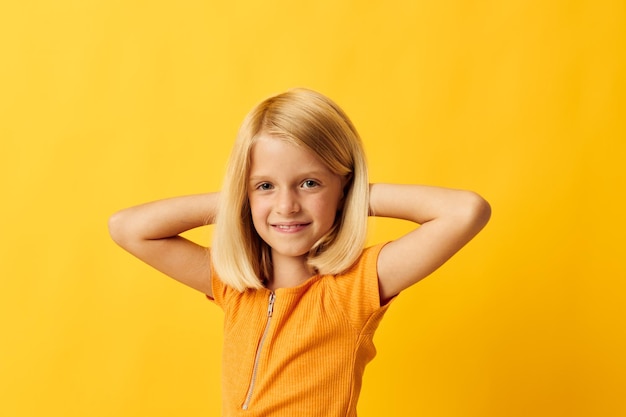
[271,223,310,232]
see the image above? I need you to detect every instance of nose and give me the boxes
[275,188,300,214]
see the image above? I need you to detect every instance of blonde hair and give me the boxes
[211,88,369,291]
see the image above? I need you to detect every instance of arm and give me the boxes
[370,184,491,303]
[108,193,218,296]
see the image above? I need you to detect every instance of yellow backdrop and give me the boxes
[1,1,624,416]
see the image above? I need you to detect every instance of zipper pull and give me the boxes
[267,292,276,317]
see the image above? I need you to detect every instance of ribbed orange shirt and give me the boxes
[209,244,392,416]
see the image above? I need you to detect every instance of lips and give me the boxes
[271,223,310,232]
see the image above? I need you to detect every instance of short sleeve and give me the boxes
[206,263,230,310]
[329,243,391,330]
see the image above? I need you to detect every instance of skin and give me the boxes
[108,136,491,303]
[247,135,347,290]
[371,183,491,302]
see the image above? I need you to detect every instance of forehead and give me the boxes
[249,134,333,177]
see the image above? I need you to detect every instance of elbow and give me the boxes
[108,210,130,247]
[464,191,491,231]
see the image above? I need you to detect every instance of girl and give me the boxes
[108,88,491,416]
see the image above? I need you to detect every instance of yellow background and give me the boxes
[1,1,624,416]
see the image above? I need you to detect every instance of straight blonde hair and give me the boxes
[211,88,369,291]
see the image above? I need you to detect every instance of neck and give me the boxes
[265,254,312,291]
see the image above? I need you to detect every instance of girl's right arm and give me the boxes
[108,193,218,296]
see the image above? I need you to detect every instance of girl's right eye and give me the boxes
[257,183,273,191]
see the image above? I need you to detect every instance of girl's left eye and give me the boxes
[302,180,319,189]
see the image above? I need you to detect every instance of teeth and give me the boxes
[276,224,301,229]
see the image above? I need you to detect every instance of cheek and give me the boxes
[249,210,265,235]
[248,198,268,223]
[314,196,342,224]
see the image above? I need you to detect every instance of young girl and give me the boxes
[109,88,491,416]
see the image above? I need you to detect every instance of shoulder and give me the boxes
[354,243,387,271]
[207,265,237,308]
[339,243,387,282]
[328,243,390,315]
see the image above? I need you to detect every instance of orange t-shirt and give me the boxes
[209,243,393,417]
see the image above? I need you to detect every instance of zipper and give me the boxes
[242,291,276,410]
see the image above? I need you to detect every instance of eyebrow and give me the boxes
[248,171,330,181]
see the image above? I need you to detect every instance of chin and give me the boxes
[270,245,312,259]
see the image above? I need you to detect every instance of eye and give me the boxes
[301,180,319,189]
[257,182,274,191]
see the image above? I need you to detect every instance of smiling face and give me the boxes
[248,134,346,267]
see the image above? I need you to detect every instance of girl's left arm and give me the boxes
[370,183,491,302]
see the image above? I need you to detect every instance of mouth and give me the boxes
[271,223,310,232]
